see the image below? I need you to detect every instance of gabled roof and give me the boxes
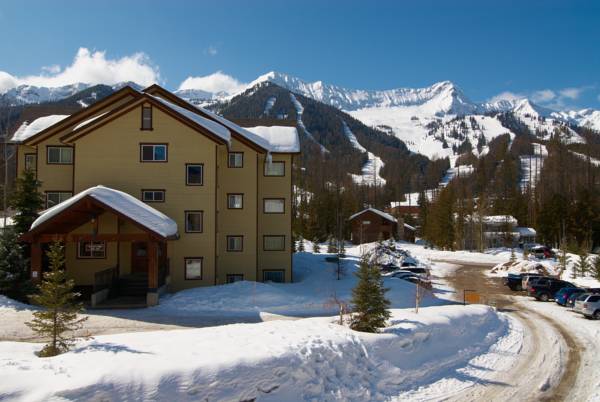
[11,115,70,143]
[25,186,178,240]
[10,86,140,145]
[349,208,397,223]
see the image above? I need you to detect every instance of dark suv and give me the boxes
[528,278,575,301]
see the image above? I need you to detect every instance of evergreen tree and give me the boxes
[9,169,44,235]
[297,236,305,252]
[557,246,570,277]
[593,256,600,281]
[0,227,33,301]
[26,242,87,357]
[350,257,391,333]
[312,239,321,254]
[574,251,589,278]
[327,236,337,254]
[509,248,517,263]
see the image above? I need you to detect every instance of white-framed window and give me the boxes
[141,190,165,202]
[186,164,204,185]
[24,154,37,171]
[227,194,243,209]
[141,106,153,130]
[77,241,106,259]
[264,235,286,251]
[264,161,285,176]
[228,152,243,168]
[264,198,285,214]
[140,144,167,162]
[46,191,72,208]
[185,257,203,280]
[263,270,285,283]
[185,211,203,233]
[47,146,73,164]
[226,235,243,252]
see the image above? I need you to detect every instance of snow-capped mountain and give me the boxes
[0,81,143,105]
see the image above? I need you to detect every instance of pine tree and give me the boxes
[350,257,391,333]
[327,236,337,254]
[297,236,305,252]
[593,256,600,281]
[9,169,44,235]
[574,252,589,278]
[509,248,517,263]
[26,242,87,357]
[557,246,570,277]
[312,239,321,254]
[0,227,33,301]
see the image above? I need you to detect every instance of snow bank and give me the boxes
[0,305,516,402]
[244,126,300,153]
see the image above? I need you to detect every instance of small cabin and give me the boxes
[348,208,415,244]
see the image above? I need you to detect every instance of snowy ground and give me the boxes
[0,242,528,401]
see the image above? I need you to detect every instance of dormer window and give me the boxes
[141,106,153,130]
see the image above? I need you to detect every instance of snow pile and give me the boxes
[10,115,70,142]
[0,295,33,311]
[489,260,556,277]
[31,185,178,238]
[154,248,444,317]
[0,305,518,402]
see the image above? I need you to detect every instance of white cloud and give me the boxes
[205,45,218,56]
[0,47,160,92]
[488,91,524,104]
[559,87,583,100]
[178,71,247,95]
[531,89,556,103]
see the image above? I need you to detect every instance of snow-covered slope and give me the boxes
[0,82,142,105]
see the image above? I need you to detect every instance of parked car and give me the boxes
[522,273,546,291]
[578,294,600,319]
[554,287,584,306]
[528,278,574,301]
[505,273,525,291]
[530,246,555,259]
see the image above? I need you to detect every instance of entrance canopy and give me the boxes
[22,185,178,242]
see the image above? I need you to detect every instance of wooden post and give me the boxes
[147,240,159,306]
[31,242,42,282]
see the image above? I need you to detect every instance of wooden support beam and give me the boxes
[148,240,158,291]
[31,243,42,282]
[36,233,151,243]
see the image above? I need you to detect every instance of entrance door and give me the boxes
[131,242,148,273]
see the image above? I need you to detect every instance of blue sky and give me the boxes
[0,0,599,109]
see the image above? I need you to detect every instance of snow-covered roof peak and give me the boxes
[30,185,178,238]
[349,208,397,223]
[10,115,70,143]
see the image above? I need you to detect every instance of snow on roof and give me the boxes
[516,227,537,236]
[349,208,397,223]
[404,223,416,231]
[31,186,178,238]
[10,115,70,143]
[243,126,300,153]
[73,111,109,131]
[482,215,518,225]
[149,95,231,143]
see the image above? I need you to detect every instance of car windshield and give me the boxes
[577,294,590,301]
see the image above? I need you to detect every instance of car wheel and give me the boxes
[594,310,600,320]
[539,293,549,302]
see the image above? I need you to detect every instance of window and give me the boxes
[185,211,203,233]
[263,270,285,283]
[46,192,72,208]
[141,189,165,203]
[24,154,37,171]
[77,241,106,259]
[141,106,153,130]
[47,146,73,164]
[186,164,204,185]
[140,144,167,162]
[226,274,244,283]
[227,193,243,209]
[264,161,285,176]
[226,235,243,252]
[264,198,285,214]
[264,235,286,251]
[185,258,203,280]
[228,152,243,168]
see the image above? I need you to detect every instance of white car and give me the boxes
[578,294,600,319]
[573,293,592,314]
